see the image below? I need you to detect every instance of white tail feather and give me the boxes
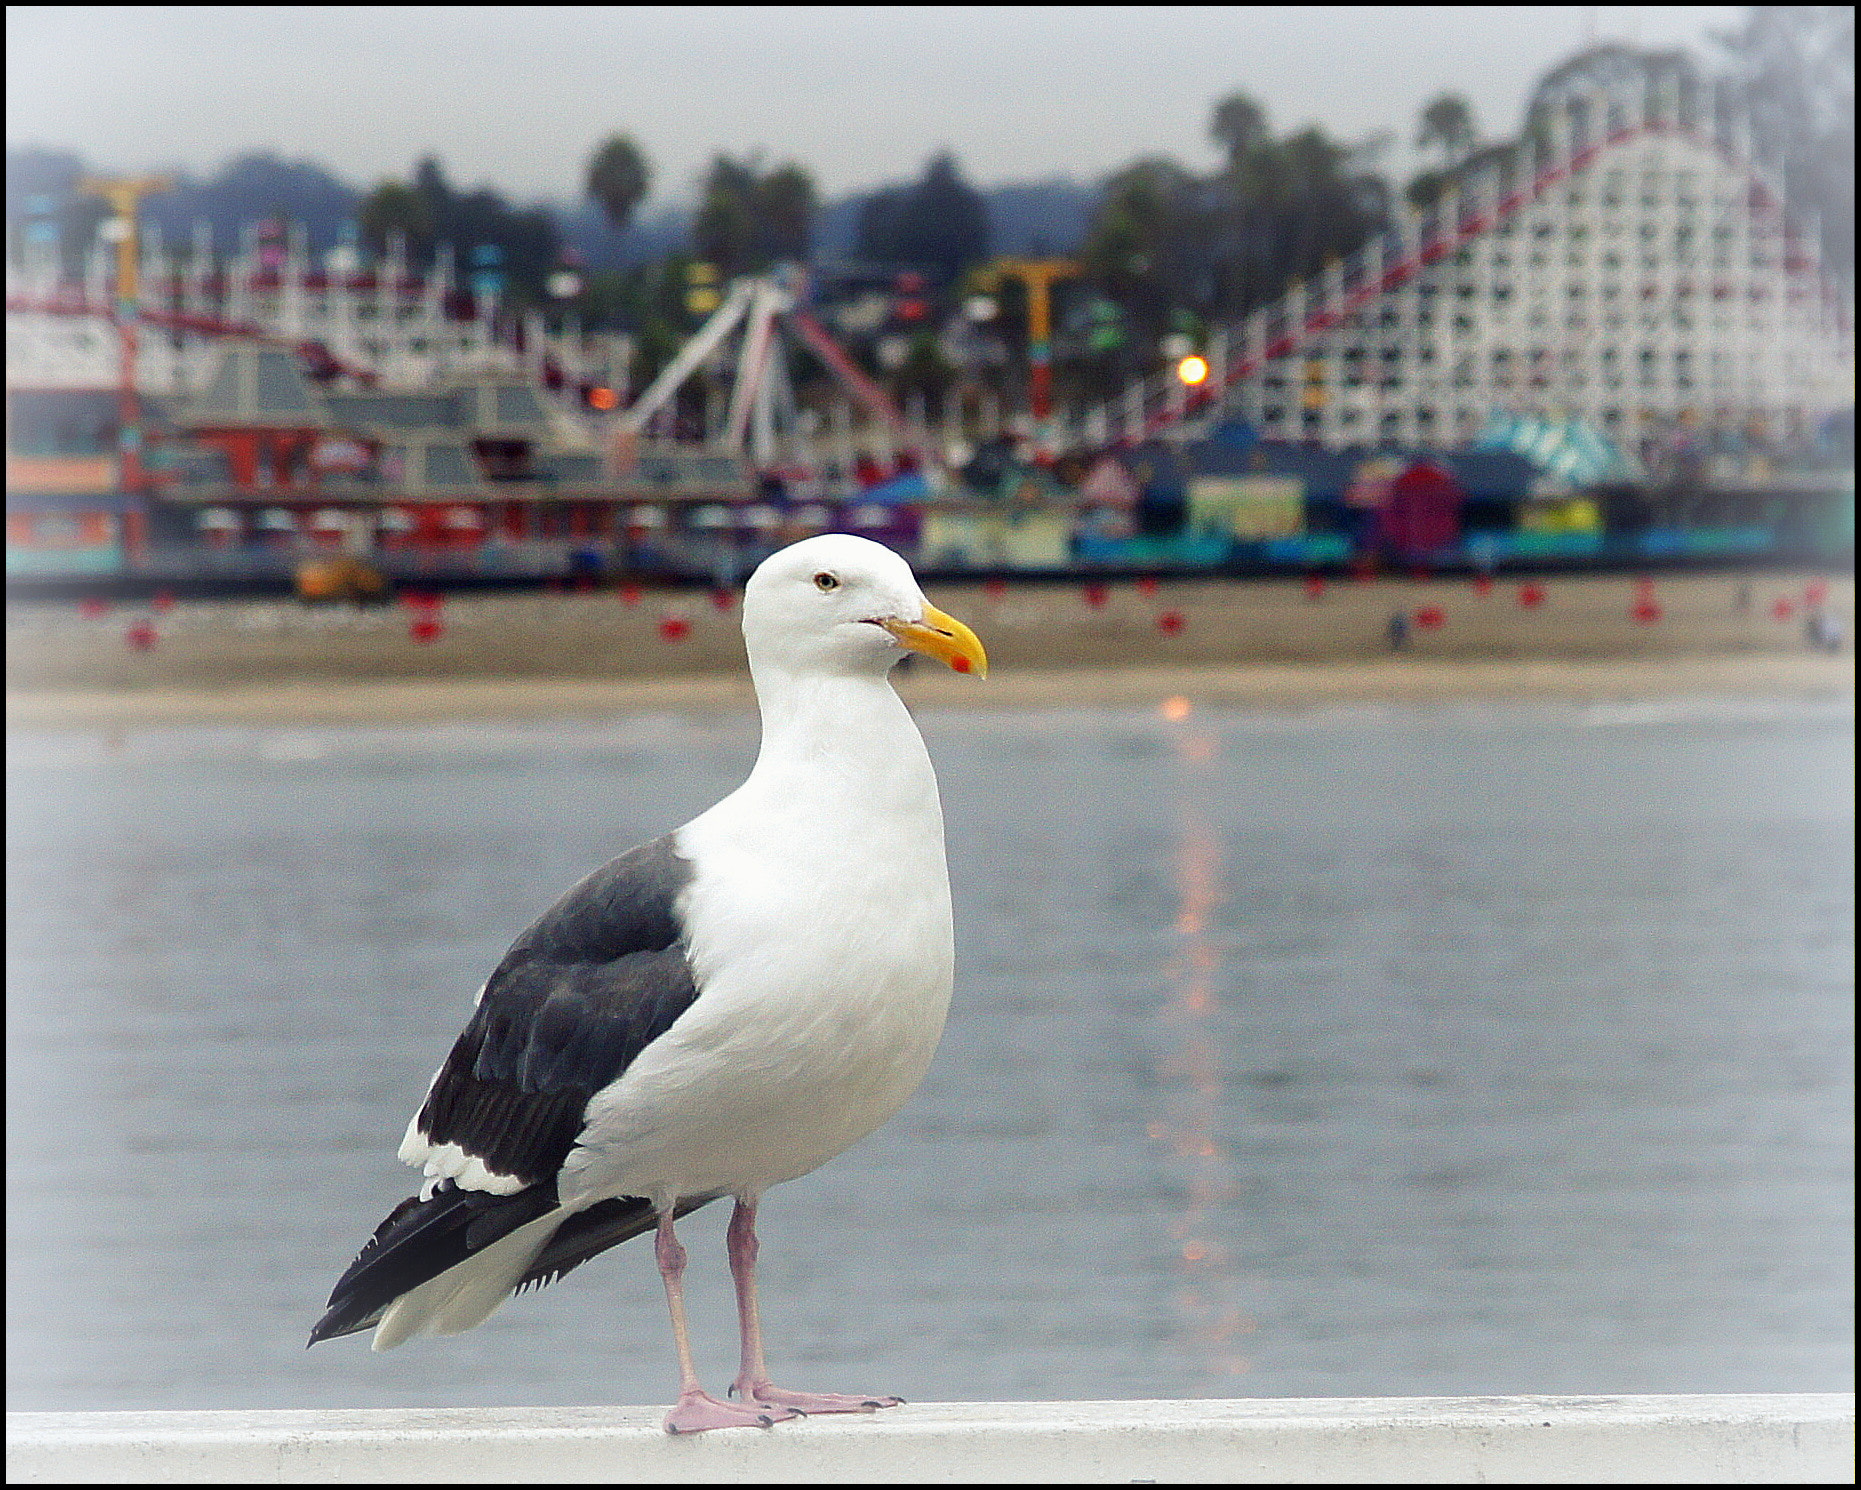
[370,1211,563,1351]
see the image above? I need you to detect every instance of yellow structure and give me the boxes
[1519,495,1603,534]
[78,175,173,301]
[974,259,1081,451]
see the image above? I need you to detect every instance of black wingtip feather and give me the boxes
[308,1180,559,1346]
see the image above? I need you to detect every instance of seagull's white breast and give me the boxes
[562,683,954,1208]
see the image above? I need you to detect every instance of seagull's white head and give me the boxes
[741,533,988,680]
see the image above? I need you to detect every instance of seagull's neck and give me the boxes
[742,663,936,816]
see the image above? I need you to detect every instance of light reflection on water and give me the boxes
[5,698,1854,1410]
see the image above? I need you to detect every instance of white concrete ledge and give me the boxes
[7,1395,1853,1484]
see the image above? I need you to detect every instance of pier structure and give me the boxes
[7,1395,1853,1483]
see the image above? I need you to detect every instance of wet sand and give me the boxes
[7,571,1851,727]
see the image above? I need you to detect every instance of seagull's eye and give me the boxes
[813,572,839,592]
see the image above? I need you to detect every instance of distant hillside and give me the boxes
[554,199,692,269]
[812,176,1096,263]
[978,178,1097,256]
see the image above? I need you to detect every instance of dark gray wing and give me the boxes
[409,833,702,1188]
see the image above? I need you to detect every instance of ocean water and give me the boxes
[6,696,1853,1410]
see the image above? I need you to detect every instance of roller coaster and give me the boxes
[1071,86,1851,458]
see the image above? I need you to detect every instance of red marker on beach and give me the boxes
[1518,582,1546,609]
[1632,599,1663,624]
[710,588,735,612]
[1083,582,1109,609]
[1771,596,1796,622]
[409,616,444,643]
[79,597,110,619]
[124,619,157,651]
[1156,609,1186,635]
[152,589,176,613]
[659,615,691,642]
[619,582,643,607]
[1303,575,1326,600]
[1471,574,1493,597]
[1805,579,1829,607]
[1136,576,1160,597]
[1414,606,1445,630]
[984,577,1008,601]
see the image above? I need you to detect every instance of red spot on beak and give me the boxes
[951,655,971,674]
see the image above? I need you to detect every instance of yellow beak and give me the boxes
[881,604,989,678]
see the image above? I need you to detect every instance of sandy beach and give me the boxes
[6,570,1851,727]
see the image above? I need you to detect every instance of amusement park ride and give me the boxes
[4,77,1853,484]
[618,267,918,470]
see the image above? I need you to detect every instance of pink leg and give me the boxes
[655,1208,800,1435]
[726,1196,904,1415]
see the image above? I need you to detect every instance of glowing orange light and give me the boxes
[1161,694,1192,721]
[1176,354,1210,386]
[586,386,620,411]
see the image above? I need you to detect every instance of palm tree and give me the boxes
[1416,93,1478,170]
[1210,92,1273,174]
[357,180,434,258]
[693,155,817,275]
[585,134,651,234]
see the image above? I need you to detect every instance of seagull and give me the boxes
[309,534,987,1434]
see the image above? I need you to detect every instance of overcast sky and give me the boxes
[8,5,1746,205]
